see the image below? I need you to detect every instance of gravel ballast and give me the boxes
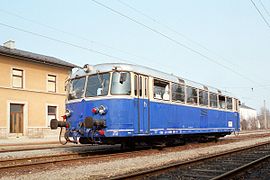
[1,135,270,180]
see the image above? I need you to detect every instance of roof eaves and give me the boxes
[0,46,79,69]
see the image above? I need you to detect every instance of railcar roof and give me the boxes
[71,63,233,96]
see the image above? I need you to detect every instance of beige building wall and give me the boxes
[0,55,71,138]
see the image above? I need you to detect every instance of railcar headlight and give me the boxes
[92,107,99,114]
[98,105,107,115]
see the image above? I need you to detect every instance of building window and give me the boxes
[12,68,23,88]
[47,106,57,127]
[48,75,56,92]
[153,79,170,101]
[172,83,185,103]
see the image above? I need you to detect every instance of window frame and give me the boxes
[199,89,209,107]
[226,97,233,110]
[86,72,111,97]
[47,74,57,92]
[186,86,198,105]
[12,68,24,88]
[67,76,86,100]
[218,95,226,109]
[153,78,170,101]
[171,82,185,103]
[209,93,218,108]
[145,77,148,98]
[110,71,131,95]
[134,74,138,96]
[46,104,58,127]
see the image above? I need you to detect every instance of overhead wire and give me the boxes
[117,0,240,68]
[0,1,268,102]
[91,0,266,89]
[258,0,270,19]
[0,8,152,64]
[0,8,179,73]
[250,0,270,29]
[0,22,136,65]
[0,8,184,83]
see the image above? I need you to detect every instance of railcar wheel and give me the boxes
[198,136,208,143]
[120,140,135,150]
[79,137,93,144]
[120,142,127,150]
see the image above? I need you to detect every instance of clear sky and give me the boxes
[0,0,269,111]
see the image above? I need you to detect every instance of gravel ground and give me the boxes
[224,130,270,137]
[1,135,269,180]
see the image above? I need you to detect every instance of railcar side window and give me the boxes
[199,90,208,106]
[210,93,218,108]
[154,79,170,101]
[85,73,110,97]
[186,86,198,104]
[227,97,233,110]
[111,72,131,95]
[219,95,226,109]
[235,99,240,111]
[145,78,148,97]
[134,75,138,96]
[68,77,86,100]
[172,83,185,103]
[139,76,142,96]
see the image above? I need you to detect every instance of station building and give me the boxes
[0,40,77,138]
[240,103,260,130]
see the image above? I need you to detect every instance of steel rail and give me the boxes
[0,144,92,153]
[0,141,59,147]
[111,141,270,179]
[0,146,157,171]
[211,154,270,180]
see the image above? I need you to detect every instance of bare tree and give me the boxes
[258,107,270,129]
[250,118,258,130]
[240,119,248,130]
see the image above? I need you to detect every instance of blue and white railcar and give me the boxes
[50,63,240,145]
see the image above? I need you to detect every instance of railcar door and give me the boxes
[134,74,149,134]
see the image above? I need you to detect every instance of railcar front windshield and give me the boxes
[111,72,131,95]
[85,73,110,97]
[67,77,86,100]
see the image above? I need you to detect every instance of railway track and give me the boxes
[0,145,122,171]
[0,141,59,147]
[0,145,158,175]
[0,141,235,176]
[113,141,270,180]
[0,130,268,154]
[0,144,94,153]
[1,132,269,179]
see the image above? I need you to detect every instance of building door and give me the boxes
[10,104,24,133]
[135,74,149,134]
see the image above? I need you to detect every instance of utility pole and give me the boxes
[264,100,267,129]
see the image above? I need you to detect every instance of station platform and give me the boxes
[0,136,59,146]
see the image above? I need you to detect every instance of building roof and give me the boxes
[0,45,78,69]
[240,103,256,110]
